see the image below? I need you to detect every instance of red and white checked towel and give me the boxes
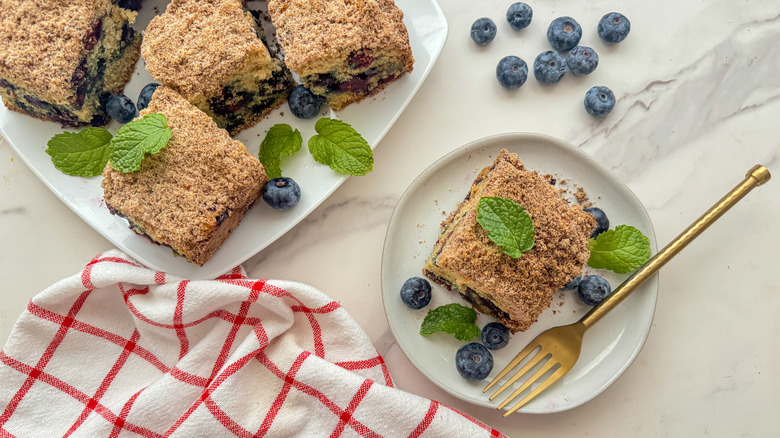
[0,250,505,437]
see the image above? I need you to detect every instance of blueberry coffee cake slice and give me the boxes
[101,86,268,266]
[423,150,596,332]
[0,0,141,127]
[141,0,294,134]
[267,0,414,111]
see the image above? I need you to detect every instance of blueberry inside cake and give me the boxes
[0,0,142,127]
[423,150,597,332]
[268,0,414,111]
[141,0,294,135]
[101,86,268,266]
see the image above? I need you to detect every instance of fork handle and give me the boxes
[580,165,771,329]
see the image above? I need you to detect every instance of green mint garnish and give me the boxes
[308,117,373,176]
[109,113,172,173]
[420,303,480,341]
[587,224,651,273]
[476,196,535,258]
[258,124,302,179]
[45,127,113,177]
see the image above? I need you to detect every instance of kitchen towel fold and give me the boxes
[0,250,505,437]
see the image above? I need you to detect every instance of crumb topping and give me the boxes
[434,150,596,331]
[101,86,267,263]
[267,0,413,76]
[0,0,135,102]
[141,0,276,99]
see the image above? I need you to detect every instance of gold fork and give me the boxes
[484,164,771,416]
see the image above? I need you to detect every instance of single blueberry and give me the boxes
[533,51,567,84]
[583,86,616,118]
[577,275,612,306]
[567,46,599,76]
[399,277,432,309]
[496,56,528,89]
[506,3,533,30]
[481,322,510,350]
[470,17,497,45]
[262,177,301,210]
[583,207,609,238]
[598,12,631,44]
[118,0,142,11]
[455,343,494,380]
[561,274,582,291]
[547,16,582,51]
[288,85,326,119]
[106,94,136,123]
[137,83,160,111]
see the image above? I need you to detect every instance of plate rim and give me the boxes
[381,131,659,414]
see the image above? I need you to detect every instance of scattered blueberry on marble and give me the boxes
[106,94,136,123]
[533,50,567,84]
[400,277,432,309]
[583,207,609,237]
[455,343,494,380]
[506,3,533,30]
[577,275,612,306]
[583,86,616,118]
[288,85,326,119]
[496,56,528,89]
[137,83,160,111]
[561,274,582,291]
[546,16,582,51]
[470,17,497,45]
[481,322,510,350]
[567,46,599,75]
[262,177,301,210]
[598,12,631,44]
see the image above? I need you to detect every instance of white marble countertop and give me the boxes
[2,0,779,435]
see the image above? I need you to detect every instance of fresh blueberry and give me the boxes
[288,85,326,119]
[496,56,528,89]
[506,3,532,30]
[533,51,567,84]
[583,86,616,118]
[567,46,599,76]
[106,94,136,123]
[262,177,301,210]
[137,83,160,111]
[470,18,497,45]
[455,343,494,380]
[547,17,582,51]
[583,207,609,238]
[561,274,582,291]
[400,277,432,309]
[598,12,631,44]
[481,322,510,350]
[577,275,612,306]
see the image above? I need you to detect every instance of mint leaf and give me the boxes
[587,224,651,273]
[45,127,112,177]
[308,118,373,176]
[109,113,172,173]
[476,196,535,258]
[420,303,480,341]
[259,124,302,178]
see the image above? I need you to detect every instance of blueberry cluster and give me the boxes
[469,4,630,118]
[104,82,161,124]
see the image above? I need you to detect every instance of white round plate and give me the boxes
[381,133,658,414]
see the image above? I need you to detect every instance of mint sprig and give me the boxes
[259,124,302,178]
[420,303,480,341]
[45,127,112,176]
[109,113,172,173]
[308,118,373,176]
[587,224,651,273]
[476,196,535,258]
